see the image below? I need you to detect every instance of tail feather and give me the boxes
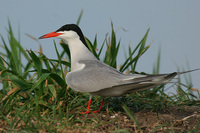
[130,68,200,84]
[120,68,200,92]
[126,72,177,85]
[91,68,200,97]
[177,68,200,75]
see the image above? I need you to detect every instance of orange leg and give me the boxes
[82,98,92,114]
[82,97,105,114]
[93,99,105,113]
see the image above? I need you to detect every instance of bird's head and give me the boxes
[39,24,87,46]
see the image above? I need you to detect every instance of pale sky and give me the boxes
[1,1,200,93]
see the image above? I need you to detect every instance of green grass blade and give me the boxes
[111,21,116,56]
[76,9,83,25]
[28,50,42,77]
[97,36,106,57]
[49,59,71,67]
[48,85,57,99]
[85,37,99,60]
[8,28,21,73]
[153,46,161,74]
[1,35,11,58]
[93,34,98,50]
[0,56,6,70]
[119,28,150,72]
[28,73,50,93]
[110,40,120,67]
[132,28,150,72]
[11,78,32,90]
[49,73,67,89]
[120,44,151,72]
[54,41,65,80]
[128,44,134,72]
[60,41,71,60]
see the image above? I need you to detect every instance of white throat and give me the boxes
[64,38,97,71]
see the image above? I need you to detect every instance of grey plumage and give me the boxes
[66,59,184,97]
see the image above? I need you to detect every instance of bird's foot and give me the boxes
[81,98,105,114]
[81,110,99,114]
[92,110,100,113]
[81,110,90,114]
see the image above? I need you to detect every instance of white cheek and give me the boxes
[57,31,79,41]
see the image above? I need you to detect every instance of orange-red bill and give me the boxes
[39,32,63,39]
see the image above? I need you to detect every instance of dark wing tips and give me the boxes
[164,72,177,80]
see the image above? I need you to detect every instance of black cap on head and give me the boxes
[56,24,80,32]
[56,24,88,49]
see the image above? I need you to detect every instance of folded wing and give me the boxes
[66,60,178,96]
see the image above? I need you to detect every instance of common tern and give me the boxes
[39,24,198,114]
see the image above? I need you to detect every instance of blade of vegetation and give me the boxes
[153,46,161,74]
[27,50,42,77]
[76,9,83,25]
[49,73,67,89]
[119,28,150,72]
[85,37,99,60]
[54,41,65,80]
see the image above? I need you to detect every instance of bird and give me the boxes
[39,24,199,114]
